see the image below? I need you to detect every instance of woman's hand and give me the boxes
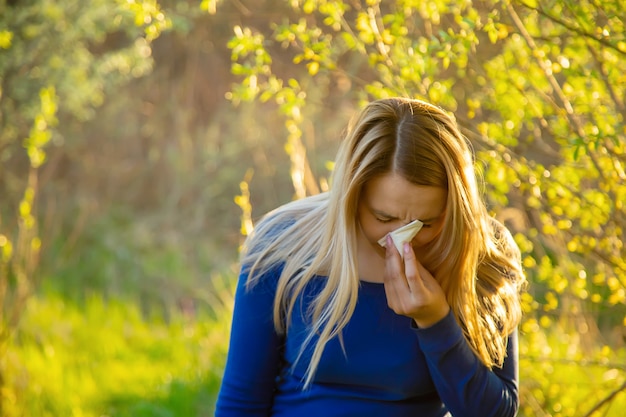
[383,236,450,328]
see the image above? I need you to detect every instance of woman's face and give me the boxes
[357,172,447,257]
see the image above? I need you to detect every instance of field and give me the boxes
[3,286,624,417]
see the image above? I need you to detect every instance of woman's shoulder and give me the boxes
[242,214,295,261]
[251,193,328,237]
[249,203,305,241]
[243,193,328,256]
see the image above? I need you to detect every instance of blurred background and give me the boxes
[0,0,624,416]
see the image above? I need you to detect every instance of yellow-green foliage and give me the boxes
[519,322,626,417]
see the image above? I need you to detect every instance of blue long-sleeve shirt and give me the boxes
[216,266,519,417]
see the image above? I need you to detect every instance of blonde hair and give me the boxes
[242,97,526,387]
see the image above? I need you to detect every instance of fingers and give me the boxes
[384,235,407,290]
[382,239,450,327]
[402,242,425,293]
[384,235,399,260]
[384,235,402,272]
[384,237,424,294]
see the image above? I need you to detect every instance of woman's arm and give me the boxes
[415,312,519,417]
[215,267,283,417]
[384,241,519,416]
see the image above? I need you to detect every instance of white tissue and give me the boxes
[377,219,424,256]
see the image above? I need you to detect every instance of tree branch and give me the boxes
[586,41,626,117]
[516,0,626,57]
[582,380,626,417]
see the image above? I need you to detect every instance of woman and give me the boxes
[215,97,526,416]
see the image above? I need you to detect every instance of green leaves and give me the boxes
[22,87,57,169]
[0,30,12,49]
[0,3,171,401]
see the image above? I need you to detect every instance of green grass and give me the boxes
[2,288,234,417]
[3,288,625,417]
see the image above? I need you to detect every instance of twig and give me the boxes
[516,0,626,57]
[520,354,626,372]
[506,3,611,186]
[582,380,626,417]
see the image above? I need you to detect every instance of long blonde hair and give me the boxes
[242,97,526,387]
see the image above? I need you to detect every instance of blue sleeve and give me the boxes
[415,311,519,417]
[215,266,283,417]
